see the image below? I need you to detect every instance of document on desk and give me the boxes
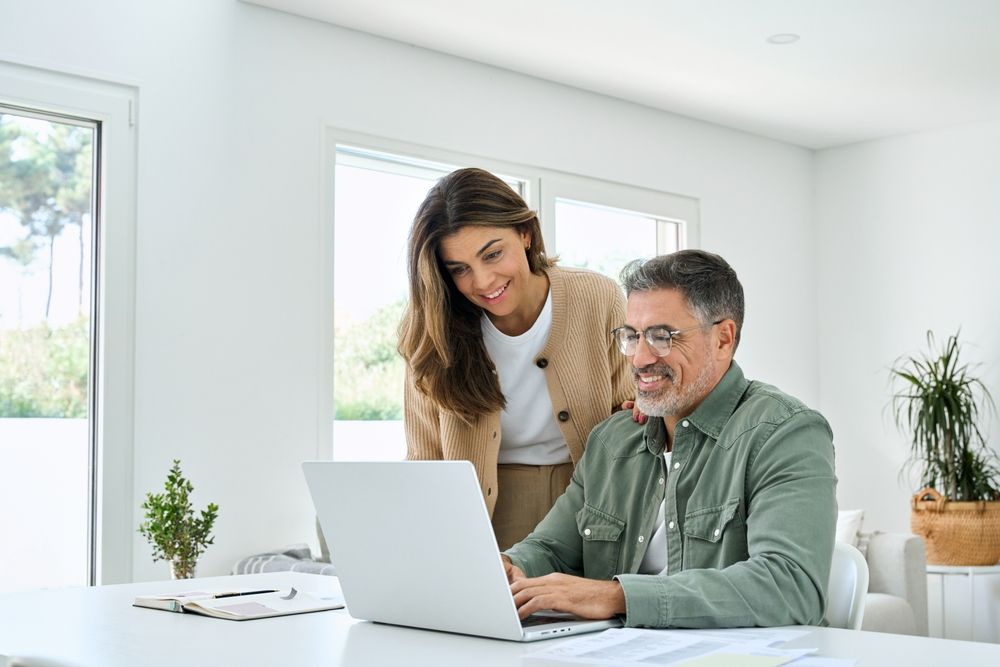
[133,587,345,620]
[525,627,820,666]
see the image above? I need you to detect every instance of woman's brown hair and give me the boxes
[397,168,554,423]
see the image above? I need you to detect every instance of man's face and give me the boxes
[625,288,720,419]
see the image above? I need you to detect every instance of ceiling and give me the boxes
[244,0,1000,149]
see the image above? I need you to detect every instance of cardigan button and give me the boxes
[557,411,570,422]
[536,358,548,368]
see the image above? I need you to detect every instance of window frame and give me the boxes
[0,59,138,586]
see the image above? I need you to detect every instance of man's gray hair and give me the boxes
[619,250,745,350]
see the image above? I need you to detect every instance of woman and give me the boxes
[398,168,632,549]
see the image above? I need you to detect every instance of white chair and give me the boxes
[825,541,870,630]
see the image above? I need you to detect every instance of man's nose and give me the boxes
[631,334,660,368]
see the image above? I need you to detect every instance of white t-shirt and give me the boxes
[638,450,672,575]
[481,292,571,465]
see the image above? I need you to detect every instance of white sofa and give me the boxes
[859,532,929,636]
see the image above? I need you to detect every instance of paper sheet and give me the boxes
[525,627,817,666]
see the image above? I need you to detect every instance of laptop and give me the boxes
[302,460,622,642]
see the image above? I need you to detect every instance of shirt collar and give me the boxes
[642,361,749,454]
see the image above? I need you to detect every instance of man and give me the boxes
[502,249,837,629]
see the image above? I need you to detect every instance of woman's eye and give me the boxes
[450,265,468,276]
[484,250,502,261]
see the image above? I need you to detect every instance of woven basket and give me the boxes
[911,486,1000,565]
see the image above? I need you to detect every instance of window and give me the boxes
[0,107,96,592]
[542,174,698,281]
[324,132,698,462]
[329,144,529,461]
[0,61,137,589]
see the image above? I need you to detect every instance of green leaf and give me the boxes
[888,331,1000,501]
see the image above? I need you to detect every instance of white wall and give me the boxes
[1,0,816,581]
[815,119,1000,534]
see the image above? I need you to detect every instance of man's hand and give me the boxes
[621,399,648,425]
[509,572,626,620]
[501,555,525,584]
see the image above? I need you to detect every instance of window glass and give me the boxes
[0,109,95,592]
[554,197,677,280]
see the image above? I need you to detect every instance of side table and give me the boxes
[926,564,1000,643]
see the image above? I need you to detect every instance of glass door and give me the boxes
[0,106,98,592]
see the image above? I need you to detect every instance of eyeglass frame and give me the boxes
[610,320,724,357]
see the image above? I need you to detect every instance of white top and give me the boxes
[638,450,672,574]
[482,291,570,465]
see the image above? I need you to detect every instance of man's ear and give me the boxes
[715,320,737,358]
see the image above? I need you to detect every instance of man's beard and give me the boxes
[634,355,717,418]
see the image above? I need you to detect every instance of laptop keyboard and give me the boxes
[521,613,575,627]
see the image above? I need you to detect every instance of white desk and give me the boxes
[2,572,1000,666]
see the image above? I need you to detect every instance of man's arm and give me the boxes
[616,411,837,628]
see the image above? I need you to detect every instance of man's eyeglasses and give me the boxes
[611,320,723,357]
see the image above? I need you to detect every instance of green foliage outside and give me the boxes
[138,459,219,579]
[334,299,406,420]
[1,113,93,420]
[0,317,89,418]
[0,114,93,319]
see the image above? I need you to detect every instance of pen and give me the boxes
[213,589,279,599]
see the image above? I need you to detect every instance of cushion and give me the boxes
[231,544,336,576]
[836,509,865,547]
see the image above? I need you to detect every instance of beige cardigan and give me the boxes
[404,265,633,516]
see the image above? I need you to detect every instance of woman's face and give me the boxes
[438,225,533,319]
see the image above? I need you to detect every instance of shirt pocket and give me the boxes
[681,498,746,570]
[575,503,626,580]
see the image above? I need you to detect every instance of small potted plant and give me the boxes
[138,459,219,579]
[890,331,1000,565]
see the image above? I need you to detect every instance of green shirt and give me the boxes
[504,362,837,628]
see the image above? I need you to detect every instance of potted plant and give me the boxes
[890,331,1000,565]
[138,459,219,579]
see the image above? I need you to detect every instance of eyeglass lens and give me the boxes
[615,326,674,356]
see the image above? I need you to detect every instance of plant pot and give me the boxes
[170,559,197,580]
[911,487,1000,565]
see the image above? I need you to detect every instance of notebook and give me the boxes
[301,460,622,642]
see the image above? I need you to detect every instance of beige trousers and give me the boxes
[491,462,574,551]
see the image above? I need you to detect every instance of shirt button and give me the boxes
[487,487,492,496]
[492,431,497,439]
[558,410,570,422]
[668,521,675,530]
[681,420,690,428]
[584,528,592,536]
[536,358,548,368]
[658,477,664,485]
[673,462,680,470]
[714,528,721,537]
[638,535,644,543]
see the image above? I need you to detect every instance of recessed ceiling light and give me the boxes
[766,33,800,45]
